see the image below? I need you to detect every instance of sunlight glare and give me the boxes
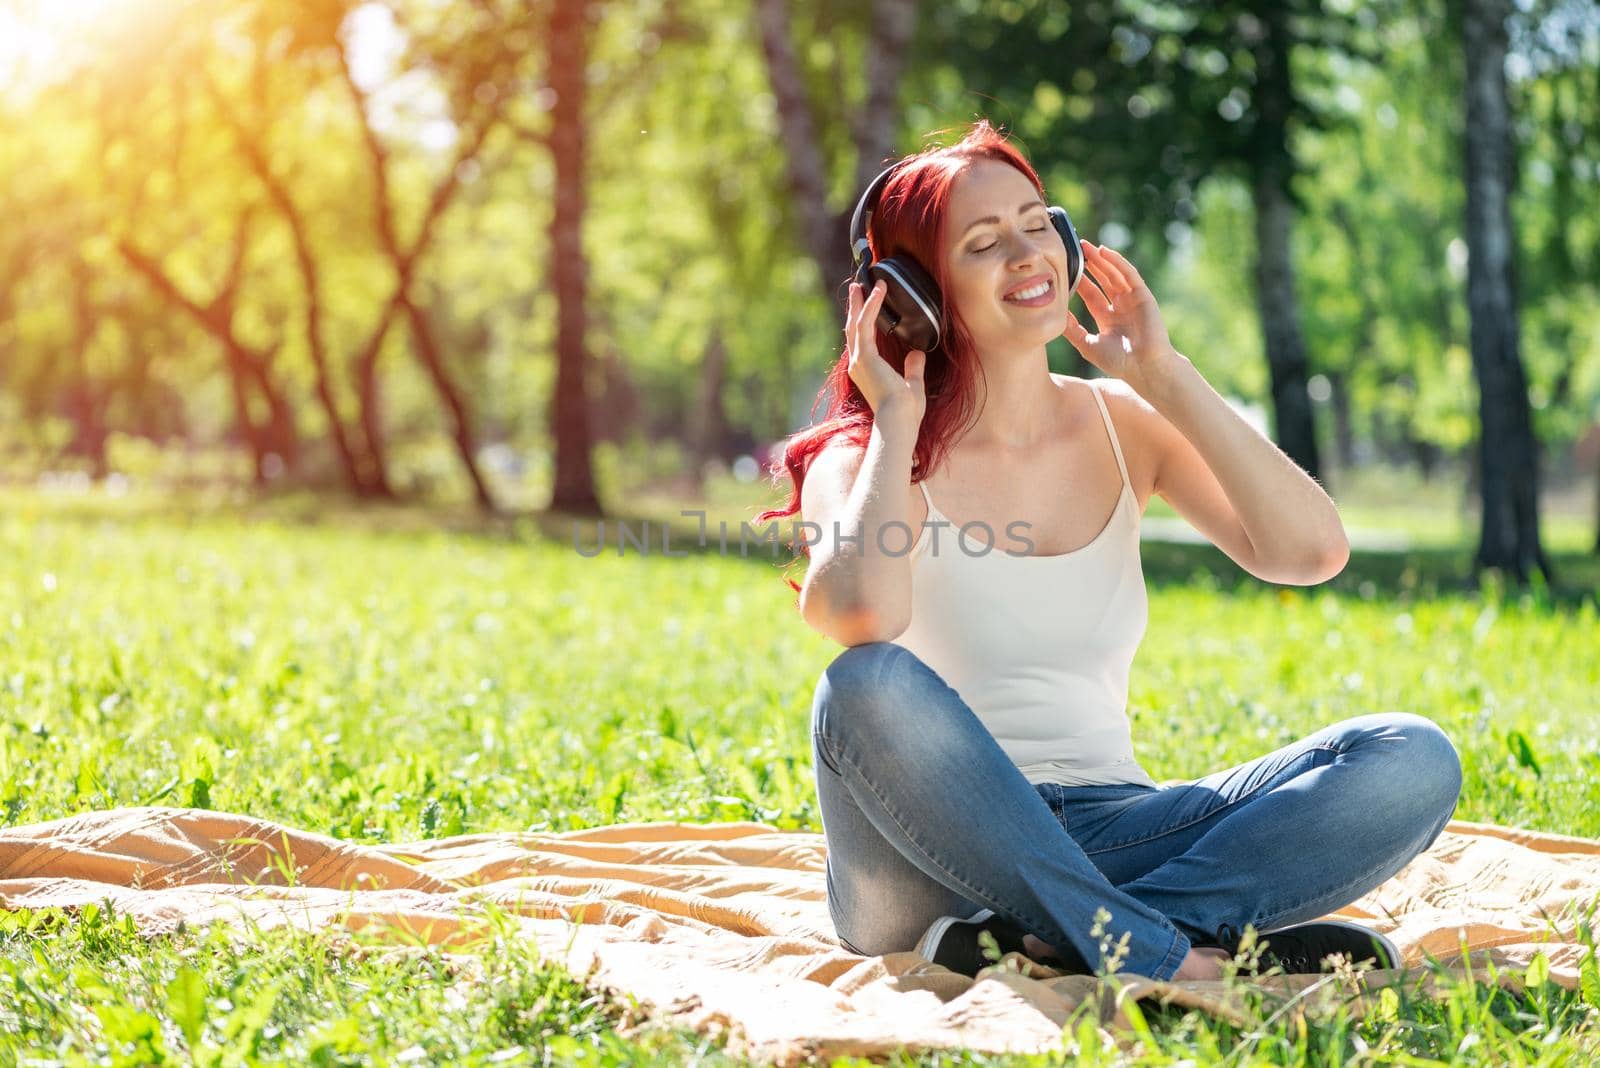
[0,0,153,98]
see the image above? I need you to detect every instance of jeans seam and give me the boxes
[1252,850,1402,935]
[837,933,867,956]
[1083,743,1345,856]
[823,734,1181,978]
[811,730,840,777]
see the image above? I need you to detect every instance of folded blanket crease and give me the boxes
[4,809,1596,1064]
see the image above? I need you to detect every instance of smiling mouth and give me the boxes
[1003,278,1054,304]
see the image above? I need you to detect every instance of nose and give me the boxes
[1004,229,1048,270]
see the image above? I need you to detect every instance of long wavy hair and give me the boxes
[755,119,1050,594]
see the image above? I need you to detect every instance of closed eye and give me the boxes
[971,226,1050,254]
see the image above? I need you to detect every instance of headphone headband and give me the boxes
[843,158,1085,355]
[849,162,903,271]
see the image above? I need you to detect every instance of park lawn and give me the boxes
[2,491,1598,1064]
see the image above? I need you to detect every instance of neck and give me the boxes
[960,343,1056,450]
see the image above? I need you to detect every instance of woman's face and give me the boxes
[940,158,1074,357]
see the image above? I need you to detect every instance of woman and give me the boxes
[756,121,1462,982]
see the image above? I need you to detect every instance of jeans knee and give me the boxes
[1385,712,1463,818]
[811,642,907,749]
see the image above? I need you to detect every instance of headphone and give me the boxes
[848,161,1086,353]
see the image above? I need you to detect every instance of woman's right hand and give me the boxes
[846,279,927,437]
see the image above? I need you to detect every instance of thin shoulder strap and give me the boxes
[1088,381,1131,493]
[915,478,938,517]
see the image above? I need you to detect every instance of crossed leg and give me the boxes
[812,642,1463,979]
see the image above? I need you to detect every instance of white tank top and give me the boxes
[892,380,1157,789]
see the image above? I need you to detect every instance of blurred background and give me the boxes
[0,0,1595,586]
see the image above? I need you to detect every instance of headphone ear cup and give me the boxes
[1048,206,1083,296]
[866,256,943,353]
[854,259,875,292]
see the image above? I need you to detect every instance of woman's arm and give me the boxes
[798,420,919,645]
[1140,356,1349,584]
[1062,240,1347,585]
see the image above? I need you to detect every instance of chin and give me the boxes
[972,307,1071,352]
[1022,315,1069,348]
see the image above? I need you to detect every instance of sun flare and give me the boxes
[0,0,154,97]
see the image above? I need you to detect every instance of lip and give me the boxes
[1002,273,1055,304]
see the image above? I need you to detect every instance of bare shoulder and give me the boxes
[1078,374,1150,410]
[1047,373,1154,421]
[1050,373,1165,499]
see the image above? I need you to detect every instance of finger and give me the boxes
[1075,271,1115,324]
[1098,244,1146,290]
[1083,241,1129,293]
[1061,313,1099,355]
[852,279,878,327]
[862,281,889,337]
[1082,241,1128,294]
[904,349,926,386]
[868,278,888,309]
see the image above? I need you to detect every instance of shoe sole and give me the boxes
[914,908,993,962]
[1258,918,1402,970]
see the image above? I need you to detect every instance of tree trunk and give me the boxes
[1326,370,1355,472]
[257,145,372,493]
[547,0,602,516]
[353,321,395,497]
[400,294,495,510]
[220,343,274,484]
[241,350,299,476]
[117,240,294,484]
[1247,3,1321,483]
[67,259,110,478]
[756,0,917,328]
[1323,201,1376,475]
[1462,0,1552,583]
[334,37,507,503]
[853,0,918,193]
[210,65,376,496]
[1250,165,1322,483]
[689,327,730,490]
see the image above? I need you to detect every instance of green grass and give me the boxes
[2,486,1599,1064]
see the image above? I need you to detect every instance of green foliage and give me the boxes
[2,0,1596,506]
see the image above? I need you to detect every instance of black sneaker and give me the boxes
[914,909,1089,978]
[1209,920,1400,976]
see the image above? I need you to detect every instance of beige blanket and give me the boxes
[3,807,1597,1063]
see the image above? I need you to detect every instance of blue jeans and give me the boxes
[811,642,1463,981]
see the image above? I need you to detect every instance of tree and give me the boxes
[1461,0,1553,583]
[925,1,1402,484]
[547,0,602,515]
[756,0,919,328]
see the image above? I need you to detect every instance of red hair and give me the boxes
[755,119,1049,594]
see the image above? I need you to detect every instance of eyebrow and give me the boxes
[959,200,1048,239]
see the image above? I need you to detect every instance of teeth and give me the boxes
[1006,280,1052,301]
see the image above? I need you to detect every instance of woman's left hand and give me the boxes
[1061,241,1186,399]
